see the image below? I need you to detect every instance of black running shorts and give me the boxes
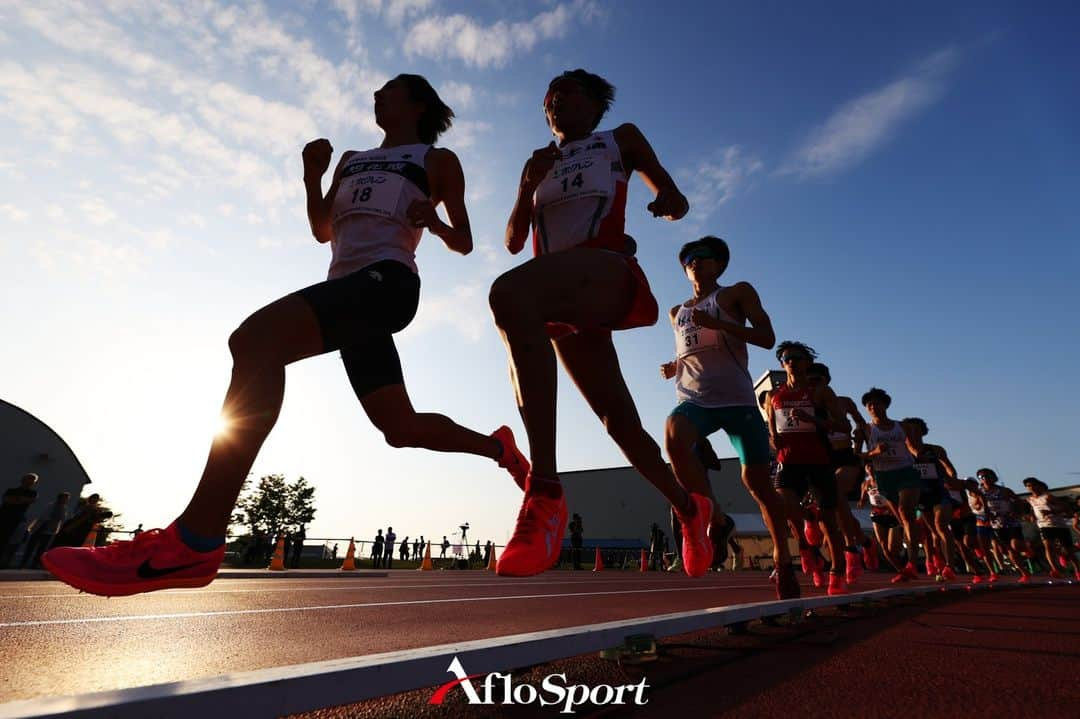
[295,260,420,398]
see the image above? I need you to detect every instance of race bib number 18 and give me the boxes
[332,171,404,222]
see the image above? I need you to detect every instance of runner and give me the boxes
[491,69,710,578]
[667,437,743,574]
[859,468,904,572]
[42,75,529,597]
[901,417,959,581]
[1022,477,1080,580]
[660,237,795,594]
[942,471,982,576]
[854,387,925,583]
[978,469,1032,582]
[765,341,848,595]
[808,362,876,578]
[965,477,998,582]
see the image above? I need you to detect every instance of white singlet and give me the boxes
[531,130,627,255]
[1027,494,1069,529]
[867,485,890,513]
[673,287,755,408]
[328,144,431,279]
[866,422,913,472]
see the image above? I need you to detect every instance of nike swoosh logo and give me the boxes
[136,559,205,579]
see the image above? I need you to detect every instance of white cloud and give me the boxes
[406,0,601,68]
[679,145,763,226]
[440,80,477,111]
[80,197,117,226]
[403,282,489,342]
[783,47,959,178]
[0,203,29,222]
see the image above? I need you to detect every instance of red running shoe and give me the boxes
[844,551,863,585]
[971,574,984,584]
[862,541,880,571]
[941,566,957,582]
[496,478,567,577]
[772,563,801,600]
[988,572,999,583]
[924,559,936,578]
[827,572,848,596]
[1017,573,1031,584]
[41,522,224,597]
[1058,555,1068,569]
[676,494,713,577]
[812,567,826,588]
[891,562,918,584]
[799,548,817,575]
[803,519,823,547]
[491,426,529,492]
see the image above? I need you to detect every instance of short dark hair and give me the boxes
[775,341,817,364]
[547,69,615,130]
[976,468,998,481]
[397,74,454,144]
[808,362,831,383]
[678,236,730,273]
[1022,477,1047,492]
[901,417,928,437]
[861,387,891,408]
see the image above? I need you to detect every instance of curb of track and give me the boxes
[0,580,1062,718]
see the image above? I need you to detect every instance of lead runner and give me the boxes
[42,74,528,596]
[490,69,712,577]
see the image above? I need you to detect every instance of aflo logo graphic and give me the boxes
[429,657,649,714]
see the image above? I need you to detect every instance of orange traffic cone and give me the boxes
[418,541,433,571]
[340,537,356,571]
[487,544,498,571]
[640,548,648,572]
[81,524,100,548]
[268,535,286,571]
[592,547,604,572]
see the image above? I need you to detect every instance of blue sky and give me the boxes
[1,1,1077,545]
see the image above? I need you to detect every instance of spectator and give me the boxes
[649,523,665,571]
[371,529,384,568]
[53,494,112,548]
[291,526,306,568]
[20,492,71,569]
[473,540,481,566]
[132,523,144,536]
[413,536,421,560]
[331,542,339,560]
[483,540,492,567]
[383,526,396,569]
[440,536,450,558]
[400,536,411,562]
[0,474,39,560]
[569,513,584,570]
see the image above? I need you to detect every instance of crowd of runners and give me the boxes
[38,70,1077,601]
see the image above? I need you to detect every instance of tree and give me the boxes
[231,474,317,539]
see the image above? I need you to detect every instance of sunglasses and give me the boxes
[681,248,715,266]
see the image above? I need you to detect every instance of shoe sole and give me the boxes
[42,555,218,597]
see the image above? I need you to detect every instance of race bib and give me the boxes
[535,152,611,209]
[774,406,814,433]
[332,167,406,223]
[914,462,938,480]
[675,316,722,358]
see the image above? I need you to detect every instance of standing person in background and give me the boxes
[53,494,112,549]
[371,529,384,568]
[0,474,39,563]
[440,535,450,558]
[400,536,411,562]
[383,526,396,569]
[21,492,70,569]
[649,523,665,571]
[290,526,305,568]
[569,513,584,570]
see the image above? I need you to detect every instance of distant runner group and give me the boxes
[40,70,1078,599]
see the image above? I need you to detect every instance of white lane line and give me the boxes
[0,576,765,600]
[0,584,774,628]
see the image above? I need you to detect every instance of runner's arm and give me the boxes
[694,282,775,348]
[613,123,688,220]
[305,148,354,244]
[505,162,535,254]
[424,148,473,255]
[932,445,958,479]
